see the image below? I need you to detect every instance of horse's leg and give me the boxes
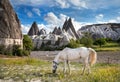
[67,60,71,74]
[87,64,91,74]
[81,64,86,75]
[81,58,88,75]
[63,60,67,73]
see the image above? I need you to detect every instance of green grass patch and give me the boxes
[0,57,50,66]
[95,47,120,51]
[93,42,120,51]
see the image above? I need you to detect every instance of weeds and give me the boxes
[0,58,120,82]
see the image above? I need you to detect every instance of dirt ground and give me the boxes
[30,51,120,64]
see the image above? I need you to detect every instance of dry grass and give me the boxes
[0,58,120,82]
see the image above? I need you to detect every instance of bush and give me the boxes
[13,45,21,56]
[23,50,30,56]
[66,39,80,48]
[16,49,23,56]
[80,32,93,47]
[94,38,106,47]
[105,38,113,42]
[0,45,6,54]
[80,37,93,47]
[23,35,33,51]
[117,38,120,43]
[0,45,13,56]
[4,47,12,56]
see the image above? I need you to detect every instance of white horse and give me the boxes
[52,47,97,74]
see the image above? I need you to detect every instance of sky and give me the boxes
[10,0,120,34]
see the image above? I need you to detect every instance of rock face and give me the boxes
[28,18,79,48]
[52,27,62,35]
[28,22,40,36]
[39,28,46,35]
[0,0,22,47]
[62,18,79,39]
[78,23,120,40]
[0,0,22,39]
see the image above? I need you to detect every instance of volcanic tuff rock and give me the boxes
[78,23,120,40]
[28,21,40,36]
[52,27,62,35]
[0,0,22,39]
[62,18,79,39]
[39,28,46,35]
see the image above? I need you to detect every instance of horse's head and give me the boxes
[52,61,59,73]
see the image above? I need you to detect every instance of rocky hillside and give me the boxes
[0,0,22,39]
[78,23,120,40]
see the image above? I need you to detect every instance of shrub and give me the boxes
[80,37,93,47]
[4,47,13,56]
[94,38,106,47]
[66,39,80,48]
[80,32,93,47]
[76,39,80,44]
[12,45,21,56]
[0,45,6,54]
[23,35,33,51]
[16,49,23,56]
[23,50,30,56]
[117,38,120,44]
[105,38,113,42]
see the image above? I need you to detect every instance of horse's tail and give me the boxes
[88,48,97,66]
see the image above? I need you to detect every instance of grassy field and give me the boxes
[93,42,120,51]
[0,42,120,82]
[0,58,120,82]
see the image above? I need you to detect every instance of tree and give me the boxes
[23,35,33,51]
[67,39,80,48]
[0,45,6,55]
[94,38,106,47]
[80,32,93,47]
[12,45,23,56]
[23,35,33,56]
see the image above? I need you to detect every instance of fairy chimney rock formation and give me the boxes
[52,27,62,35]
[62,18,79,39]
[0,0,22,47]
[39,28,46,35]
[28,21,40,36]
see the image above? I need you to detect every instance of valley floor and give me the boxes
[0,51,120,82]
[30,51,120,64]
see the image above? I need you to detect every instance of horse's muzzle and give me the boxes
[52,70,56,73]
